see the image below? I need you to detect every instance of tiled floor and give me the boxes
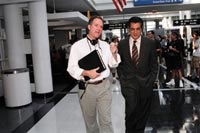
[0,75,200,133]
[0,75,77,133]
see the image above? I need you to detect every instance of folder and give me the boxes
[78,50,106,81]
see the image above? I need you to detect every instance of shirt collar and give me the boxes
[129,36,141,46]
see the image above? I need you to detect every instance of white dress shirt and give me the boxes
[129,36,141,57]
[67,37,121,82]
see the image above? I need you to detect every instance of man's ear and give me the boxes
[88,25,91,31]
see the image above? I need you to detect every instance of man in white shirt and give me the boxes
[67,16,121,133]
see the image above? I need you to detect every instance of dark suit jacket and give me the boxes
[117,36,158,98]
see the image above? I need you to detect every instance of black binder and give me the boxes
[78,50,106,80]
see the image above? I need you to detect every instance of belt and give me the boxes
[88,78,106,85]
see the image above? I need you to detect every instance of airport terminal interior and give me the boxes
[1,0,200,132]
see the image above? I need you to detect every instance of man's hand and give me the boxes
[82,67,100,79]
[110,44,118,54]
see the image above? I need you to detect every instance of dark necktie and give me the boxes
[132,41,139,65]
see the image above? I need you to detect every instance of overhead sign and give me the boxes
[173,19,200,26]
[104,23,127,30]
[133,0,183,6]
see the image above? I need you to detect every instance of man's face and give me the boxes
[192,33,197,39]
[88,18,103,40]
[114,38,119,43]
[171,34,177,41]
[147,32,154,40]
[129,23,142,40]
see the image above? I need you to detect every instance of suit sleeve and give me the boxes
[116,40,124,79]
[147,41,158,87]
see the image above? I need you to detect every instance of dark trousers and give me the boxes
[123,89,152,133]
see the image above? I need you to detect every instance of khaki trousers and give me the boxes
[78,79,113,133]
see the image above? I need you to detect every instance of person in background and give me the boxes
[147,30,162,57]
[166,32,184,87]
[61,40,72,60]
[110,35,119,83]
[117,16,158,133]
[110,35,119,45]
[156,34,163,43]
[67,16,121,133]
[191,31,200,84]
[104,37,110,44]
[147,31,163,86]
[160,34,171,82]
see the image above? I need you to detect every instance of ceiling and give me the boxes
[45,0,200,29]
[1,0,200,30]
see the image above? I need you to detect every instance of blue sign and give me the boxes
[134,0,183,6]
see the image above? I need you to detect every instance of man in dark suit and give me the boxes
[117,16,158,133]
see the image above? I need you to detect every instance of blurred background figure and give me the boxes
[160,34,171,82]
[110,35,119,83]
[147,30,162,58]
[104,37,110,44]
[191,31,200,84]
[166,32,184,88]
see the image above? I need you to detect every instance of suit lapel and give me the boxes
[123,37,146,67]
[124,39,132,61]
[137,37,145,66]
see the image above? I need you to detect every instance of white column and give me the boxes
[179,11,184,38]
[179,10,191,42]
[168,16,172,28]
[179,11,184,20]
[185,10,191,45]
[180,10,191,77]
[28,0,53,94]
[162,17,167,29]
[3,4,26,69]
[185,10,192,78]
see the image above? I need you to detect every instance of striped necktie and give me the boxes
[132,41,139,65]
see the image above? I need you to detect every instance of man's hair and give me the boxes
[148,30,155,35]
[88,16,104,25]
[193,31,199,37]
[171,31,178,38]
[127,16,143,29]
